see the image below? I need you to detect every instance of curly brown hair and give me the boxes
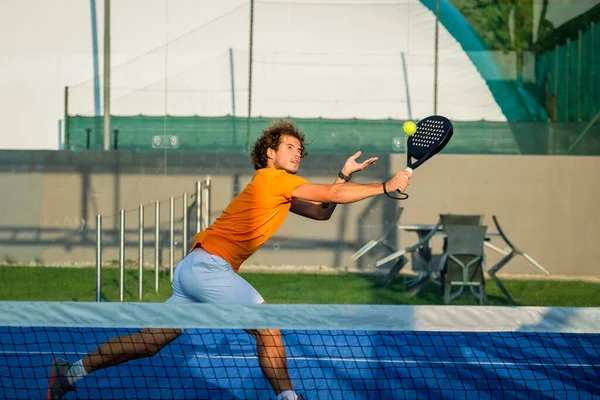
[250,120,308,170]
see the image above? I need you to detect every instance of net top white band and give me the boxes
[1,302,599,333]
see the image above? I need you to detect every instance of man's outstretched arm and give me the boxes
[290,151,379,220]
[292,170,411,205]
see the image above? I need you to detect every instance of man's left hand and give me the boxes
[342,151,378,176]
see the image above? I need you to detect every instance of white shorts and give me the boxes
[166,248,264,304]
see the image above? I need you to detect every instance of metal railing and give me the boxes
[95,178,211,302]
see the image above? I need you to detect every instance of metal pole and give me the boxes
[64,87,70,150]
[113,129,119,150]
[246,0,255,151]
[155,200,160,294]
[169,196,174,282]
[202,178,212,230]
[90,0,101,117]
[400,52,413,120]
[119,209,125,302]
[229,48,237,147]
[183,193,188,256]
[86,128,91,150]
[565,38,570,121]
[103,0,111,150]
[554,44,559,121]
[592,22,596,111]
[96,215,102,302]
[196,181,201,232]
[58,120,63,151]
[433,0,439,115]
[138,204,144,301]
[577,29,582,122]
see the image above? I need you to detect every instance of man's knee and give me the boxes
[245,329,260,339]
[139,328,181,355]
[246,329,282,345]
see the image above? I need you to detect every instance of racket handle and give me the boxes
[396,168,413,194]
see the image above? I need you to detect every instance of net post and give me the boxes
[155,200,160,294]
[138,204,144,302]
[202,177,211,229]
[169,196,174,282]
[95,214,102,302]
[183,192,188,256]
[119,209,125,302]
[196,181,201,232]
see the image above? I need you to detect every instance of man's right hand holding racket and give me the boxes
[385,170,412,194]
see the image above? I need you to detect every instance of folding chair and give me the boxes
[486,215,550,304]
[351,207,404,261]
[440,224,488,305]
[405,216,483,298]
[373,219,444,291]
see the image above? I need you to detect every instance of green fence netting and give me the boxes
[65,115,599,156]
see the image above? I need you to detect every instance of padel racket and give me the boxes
[387,115,454,200]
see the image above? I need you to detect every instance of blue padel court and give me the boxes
[1,327,599,399]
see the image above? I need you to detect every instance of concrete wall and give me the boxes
[1,150,599,278]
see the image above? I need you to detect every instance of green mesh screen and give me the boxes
[533,8,599,123]
[65,115,599,156]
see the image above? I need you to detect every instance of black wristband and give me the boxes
[338,170,352,182]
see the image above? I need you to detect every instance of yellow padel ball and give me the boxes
[403,121,417,136]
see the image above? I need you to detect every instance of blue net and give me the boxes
[1,303,599,399]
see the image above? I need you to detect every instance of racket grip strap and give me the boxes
[383,182,409,200]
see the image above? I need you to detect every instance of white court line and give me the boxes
[1,351,598,369]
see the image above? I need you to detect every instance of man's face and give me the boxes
[270,134,302,174]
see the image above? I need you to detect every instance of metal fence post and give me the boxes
[183,193,188,256]
[96,215,102,302]
[119,209,125,302]
[138,204,144,301]
[170,196,174,282]
[202,177,211,230]
[196,181,201,232]
[155,200,160,294]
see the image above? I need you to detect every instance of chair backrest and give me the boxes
[440,214,483,227]
[444,224,487,256]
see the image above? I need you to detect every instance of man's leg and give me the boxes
[82,328,181,372]
[247,328,295,396]
[47,255,196,399]
[177,249,301,399]
[47,329,181,399]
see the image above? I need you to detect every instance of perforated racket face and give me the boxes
[406,115,453,170]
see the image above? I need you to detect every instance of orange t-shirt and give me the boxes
[191,168,308,272]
